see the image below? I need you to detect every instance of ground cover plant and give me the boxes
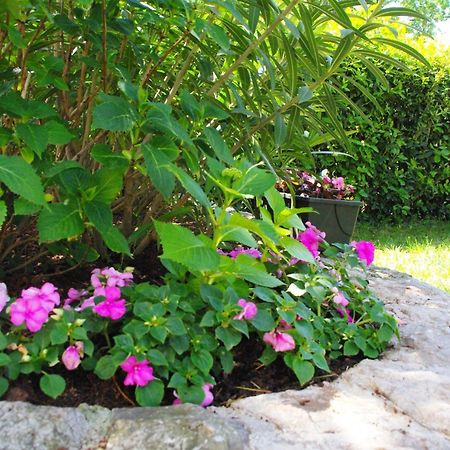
[354,220,450,293]
[0,168,398,406]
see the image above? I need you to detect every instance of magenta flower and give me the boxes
[172,383,214,407]
[228,246,261,259]
[337,307,354,323]
[92,286,126,320]
[201,383,214,407]
[234,299,258,320]
[62,342,84,370]
[351,240,375,266]
[332,290,349,307]
[120,356,155,387]
[10,298,49,332]
[0,283,9,312]
[263,330,296,352]
[298,222,326,259]
[332,177,345,190]
[19,282,60,312]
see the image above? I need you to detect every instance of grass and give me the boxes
[353,219,450,293]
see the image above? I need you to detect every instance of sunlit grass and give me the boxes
[353,220,450,293]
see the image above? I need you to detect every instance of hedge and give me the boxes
[317,57,450,221]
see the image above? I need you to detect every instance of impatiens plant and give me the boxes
[0,160,398,406]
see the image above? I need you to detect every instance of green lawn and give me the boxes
[353,220,450,293]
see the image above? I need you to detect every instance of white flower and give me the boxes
[0,283,9,312]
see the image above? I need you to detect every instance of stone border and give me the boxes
[0,268,449,449]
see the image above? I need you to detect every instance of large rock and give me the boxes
[0,268,449,449]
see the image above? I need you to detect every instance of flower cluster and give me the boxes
[297,221,326,259]
[276,169,355,200]
[219,246,262,259]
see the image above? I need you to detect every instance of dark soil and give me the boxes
[5,337,363,408]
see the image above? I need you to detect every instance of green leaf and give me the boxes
[292,359,315,385]
[191,350,213,374]
[38,203,84,242]
[135,380,164,406]
[149,326,168,343]
[234,261,284,288]
[0,127,12,146]
[0,201,6,228]
[215,224,257,247]
[155,221,219,272]
[0,332,7,351]
[167,164,211,209]
[250,309,275,331]
[0,156,45,205]
[294,320,314,339]
[178,384,206,405]
[92,95,136,131]
[16,123,48,157]
[91,144,129,171]
[0,353,11,366]
[377,324,394,342]
[215,327,241,350]
[44,121,74,145]
[85,200,130,255]
[142,142,176,199]
[203,128,233,164]
[14,198,42,216]
[200,310,216,327]
[312,353,330,372]
[280,237,315,264]
[343,341,359,356]
[39,374,66,399]
[166,317,187,336]
[299,86,313,103]
[0,377,9,397]
[147,349,168,366]
[89,168,123,203]
[94,356,118,379]
[50,323,69,345]
[234,167,276,196]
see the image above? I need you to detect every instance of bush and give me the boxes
[317,58,450,220]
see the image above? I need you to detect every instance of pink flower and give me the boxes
[20,283,60,312]
[172,383,214,407]
[263,330,296,352]
[332,290,349,307]
[228,246,261,259]
[10,298,49,332]
[332,177,345,190]
[351,240,375,266]
[120,356,155,387]
[337,307,354,323]
[92,286,126,320]
[201,383,214,407]
[298,222,326,259]
[0,283,9,312]
[62,342,84,370]
[234,299,258,320]
[91,267,134,289]
[63,288,88,309]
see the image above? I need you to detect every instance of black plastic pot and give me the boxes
[283,194,363,244]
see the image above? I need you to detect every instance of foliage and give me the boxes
[0,166,397,406]
[310,57,450,220]
[392,0,450,35]
[0,0,428,274]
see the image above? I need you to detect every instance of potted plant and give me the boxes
[276,170,363,243]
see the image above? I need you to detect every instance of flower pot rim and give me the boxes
[281,193,363,207]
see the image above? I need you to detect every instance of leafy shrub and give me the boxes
[0,161,397,406]
[0,1,428,274]
[316,58,450,220]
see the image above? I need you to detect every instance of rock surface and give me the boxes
[0,268,449,450]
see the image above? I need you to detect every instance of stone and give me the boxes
[0,268,449,450]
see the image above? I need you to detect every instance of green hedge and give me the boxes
[318,58,450,221]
